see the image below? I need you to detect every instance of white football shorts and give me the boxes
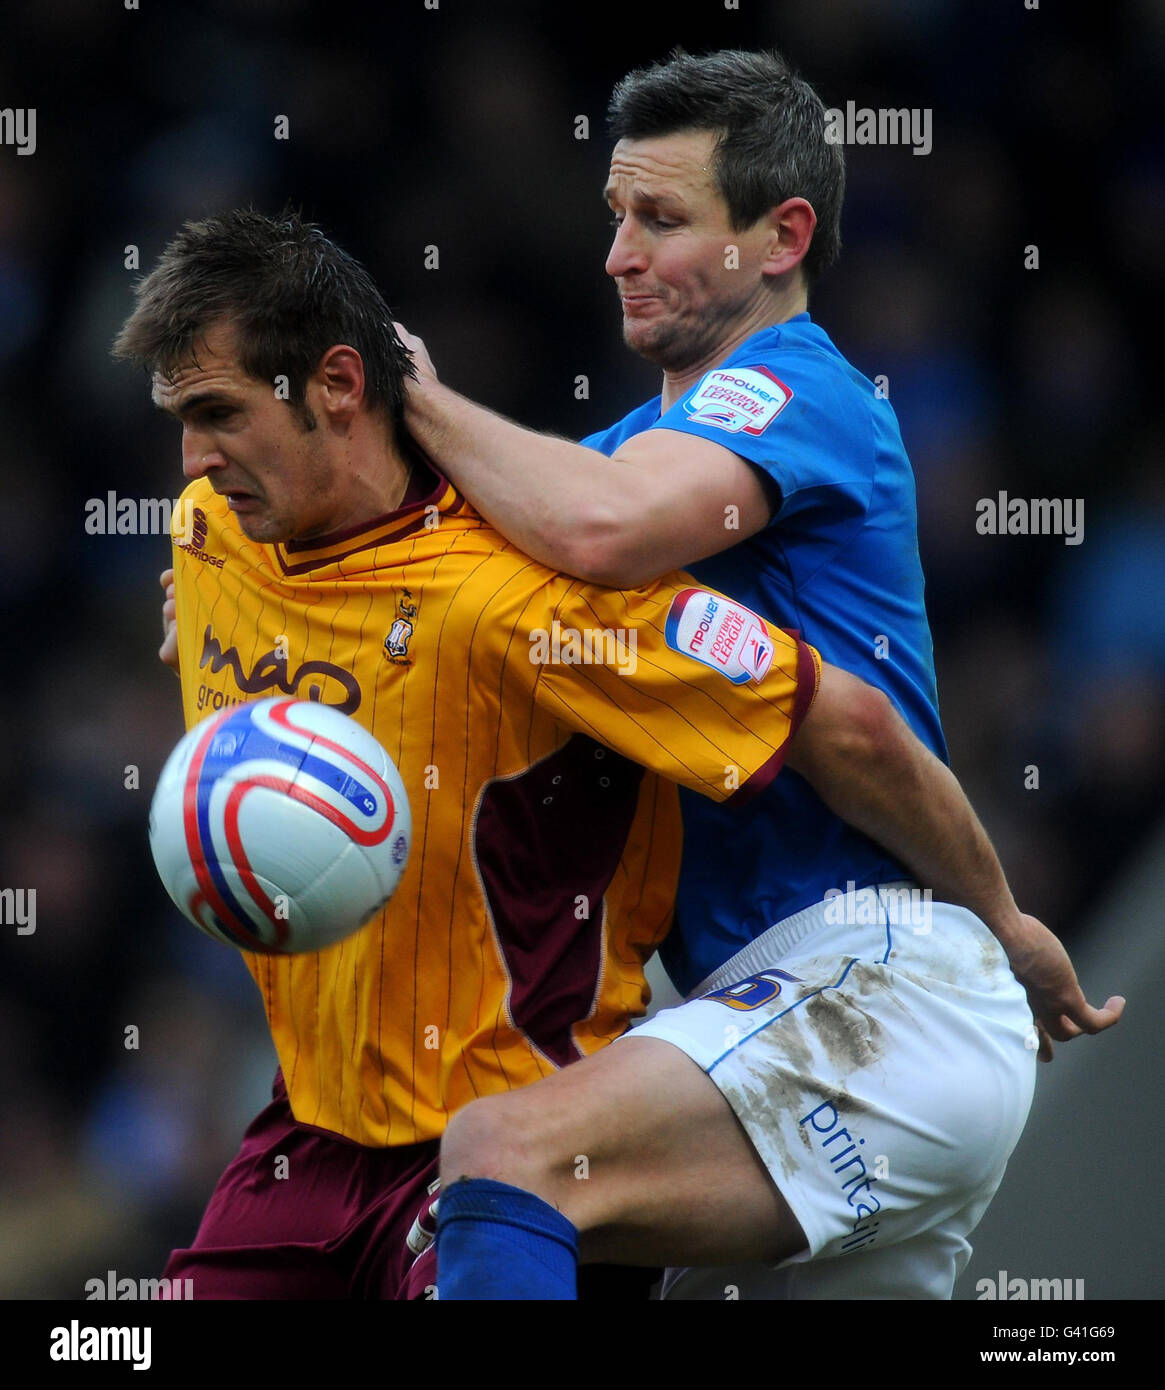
[628,884,1038,1299]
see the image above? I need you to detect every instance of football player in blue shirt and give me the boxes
[398,47,1123,1301]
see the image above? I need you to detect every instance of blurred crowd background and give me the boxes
[0,0,1160,1297]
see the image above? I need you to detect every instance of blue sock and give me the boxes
[436,1178,579,1300]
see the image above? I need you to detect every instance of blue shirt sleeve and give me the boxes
[649,356,877,528]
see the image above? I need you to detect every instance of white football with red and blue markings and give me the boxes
[149,697,411,954]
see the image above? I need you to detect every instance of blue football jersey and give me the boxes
[583,313,948,993]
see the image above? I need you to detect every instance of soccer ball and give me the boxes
[149,697,411,954]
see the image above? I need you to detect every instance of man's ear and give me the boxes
[761,197,816,280]
[313,344,366,423]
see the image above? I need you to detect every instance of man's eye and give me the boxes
[608,215,679,231]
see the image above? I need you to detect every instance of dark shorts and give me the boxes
[164,1070,659,1301]
[163,1071,440,1299]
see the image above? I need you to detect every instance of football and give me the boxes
[149,697,411,954]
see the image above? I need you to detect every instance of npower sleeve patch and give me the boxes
[682,365,793,435]
[665,588,776,684]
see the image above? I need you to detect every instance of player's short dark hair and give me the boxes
[113,207,414,429]
[608,49,845,282]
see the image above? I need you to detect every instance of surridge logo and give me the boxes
[176,505,225,567]
[200,626,361,713]
[188,507,208,550]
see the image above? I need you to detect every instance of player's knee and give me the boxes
[440,1092,563,1195]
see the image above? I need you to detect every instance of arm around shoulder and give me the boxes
[405,370,775,587]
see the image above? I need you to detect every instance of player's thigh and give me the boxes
[441,1034,807,1267]
[640,941,1036,1295]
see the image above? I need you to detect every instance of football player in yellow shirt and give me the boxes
[126,209,1091,1299]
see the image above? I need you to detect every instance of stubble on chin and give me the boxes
[236,509,293,545]
[624,290,753,374]
[623,317,706,374]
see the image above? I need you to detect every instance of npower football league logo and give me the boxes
[665,588,774,685]
[684,365,793,435]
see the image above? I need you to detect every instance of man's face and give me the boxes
[152,322,338,544]
[604,130,777,372]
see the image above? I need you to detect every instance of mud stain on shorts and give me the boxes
[719,966,889,1177]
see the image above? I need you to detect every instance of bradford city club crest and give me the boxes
[384,589,418,665]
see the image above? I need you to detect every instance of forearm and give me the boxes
[407,380,629,579]
[787,681,1023,947]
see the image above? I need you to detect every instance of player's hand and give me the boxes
[1003,913,1125,1063]
[394,322,439,390]
[159,567,179,674]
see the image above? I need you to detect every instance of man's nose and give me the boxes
[182,427,223,480]
[605,218,649,279]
